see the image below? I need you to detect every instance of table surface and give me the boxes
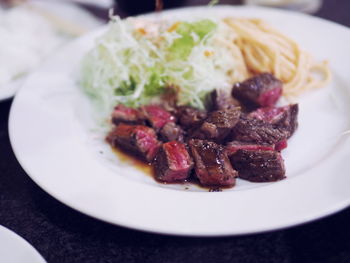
[1,1,350,262]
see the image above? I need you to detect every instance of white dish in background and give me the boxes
[36,0,114,9]
[9,6,350,236]
[0,0,103,102]
[0,226,46,263]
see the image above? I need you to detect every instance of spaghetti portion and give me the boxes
[223,18,331,98]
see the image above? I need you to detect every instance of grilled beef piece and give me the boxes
[189,139,237,187]
[232,73,283,108]
[209,89,240,111]
[230,149,286,182]
[231,115,289,145]
[249,105,287,123]
[275,140,288,151]
[112,104,144,125]
[107,124,161,162]
[176,106,207,130]
[225,141,274,156]
[154,141,193,183]
[191,107,241,142]
[248,104,299,138]
[160,86,178,113]
[141,105,176,131]
[159,122,184,142]
[275,104,298,138]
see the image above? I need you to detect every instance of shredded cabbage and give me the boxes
[81,15,236,115]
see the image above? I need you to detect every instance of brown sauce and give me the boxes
[112,146,223,191]
[112,147,153,176]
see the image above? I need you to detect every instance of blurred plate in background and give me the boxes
[0,225,46,263]
[0,0,103,101]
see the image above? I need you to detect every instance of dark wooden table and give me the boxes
[1,1,350,262]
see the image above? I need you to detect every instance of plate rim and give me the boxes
[0,225,46,262]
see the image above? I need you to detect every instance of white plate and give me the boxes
[0,0,102,101]
[0,226,46,263]
[9,6,350,236]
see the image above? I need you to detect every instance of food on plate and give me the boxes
[104,72,299,189]
[189,107,241,143]
[175,106,208,130]
[189,139,238,187]
[107,123,161,162]
[82,14,330,116]
[229,149,285,183]
[231,115,290,146]
[224,18,331,97]
[154,141,193,182]
[232,73,283,108]
[81,13,330,189]
[248,104,299,139]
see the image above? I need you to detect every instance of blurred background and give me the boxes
[0,0,326,19]
[115,0,323,16]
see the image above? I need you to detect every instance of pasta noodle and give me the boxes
[222,17,331,98]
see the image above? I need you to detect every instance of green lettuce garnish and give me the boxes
[81,16,222,115]
[168,19,217,60]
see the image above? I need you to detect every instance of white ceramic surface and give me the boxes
[0,0,102,101]
[9,6,350,236]
[0,226,46,263]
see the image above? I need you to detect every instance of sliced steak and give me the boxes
[275,140,288,151]
[159,122,184,142]
[112,104,144,125]
[107,124,161,162]
[191,107,241,142]
[249,106,287,123]
[189,139,237,187]
[231,115,289,145]
[141,105,176,131]
[225,141,274,156]
[275,104,298,138]
[248,104,299,138]
[209,89,240,111]
[153,141,193,183]
[230,149,286,182]
[160,86,178,113]
[176,106,207,130]
[232,73,283,108]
